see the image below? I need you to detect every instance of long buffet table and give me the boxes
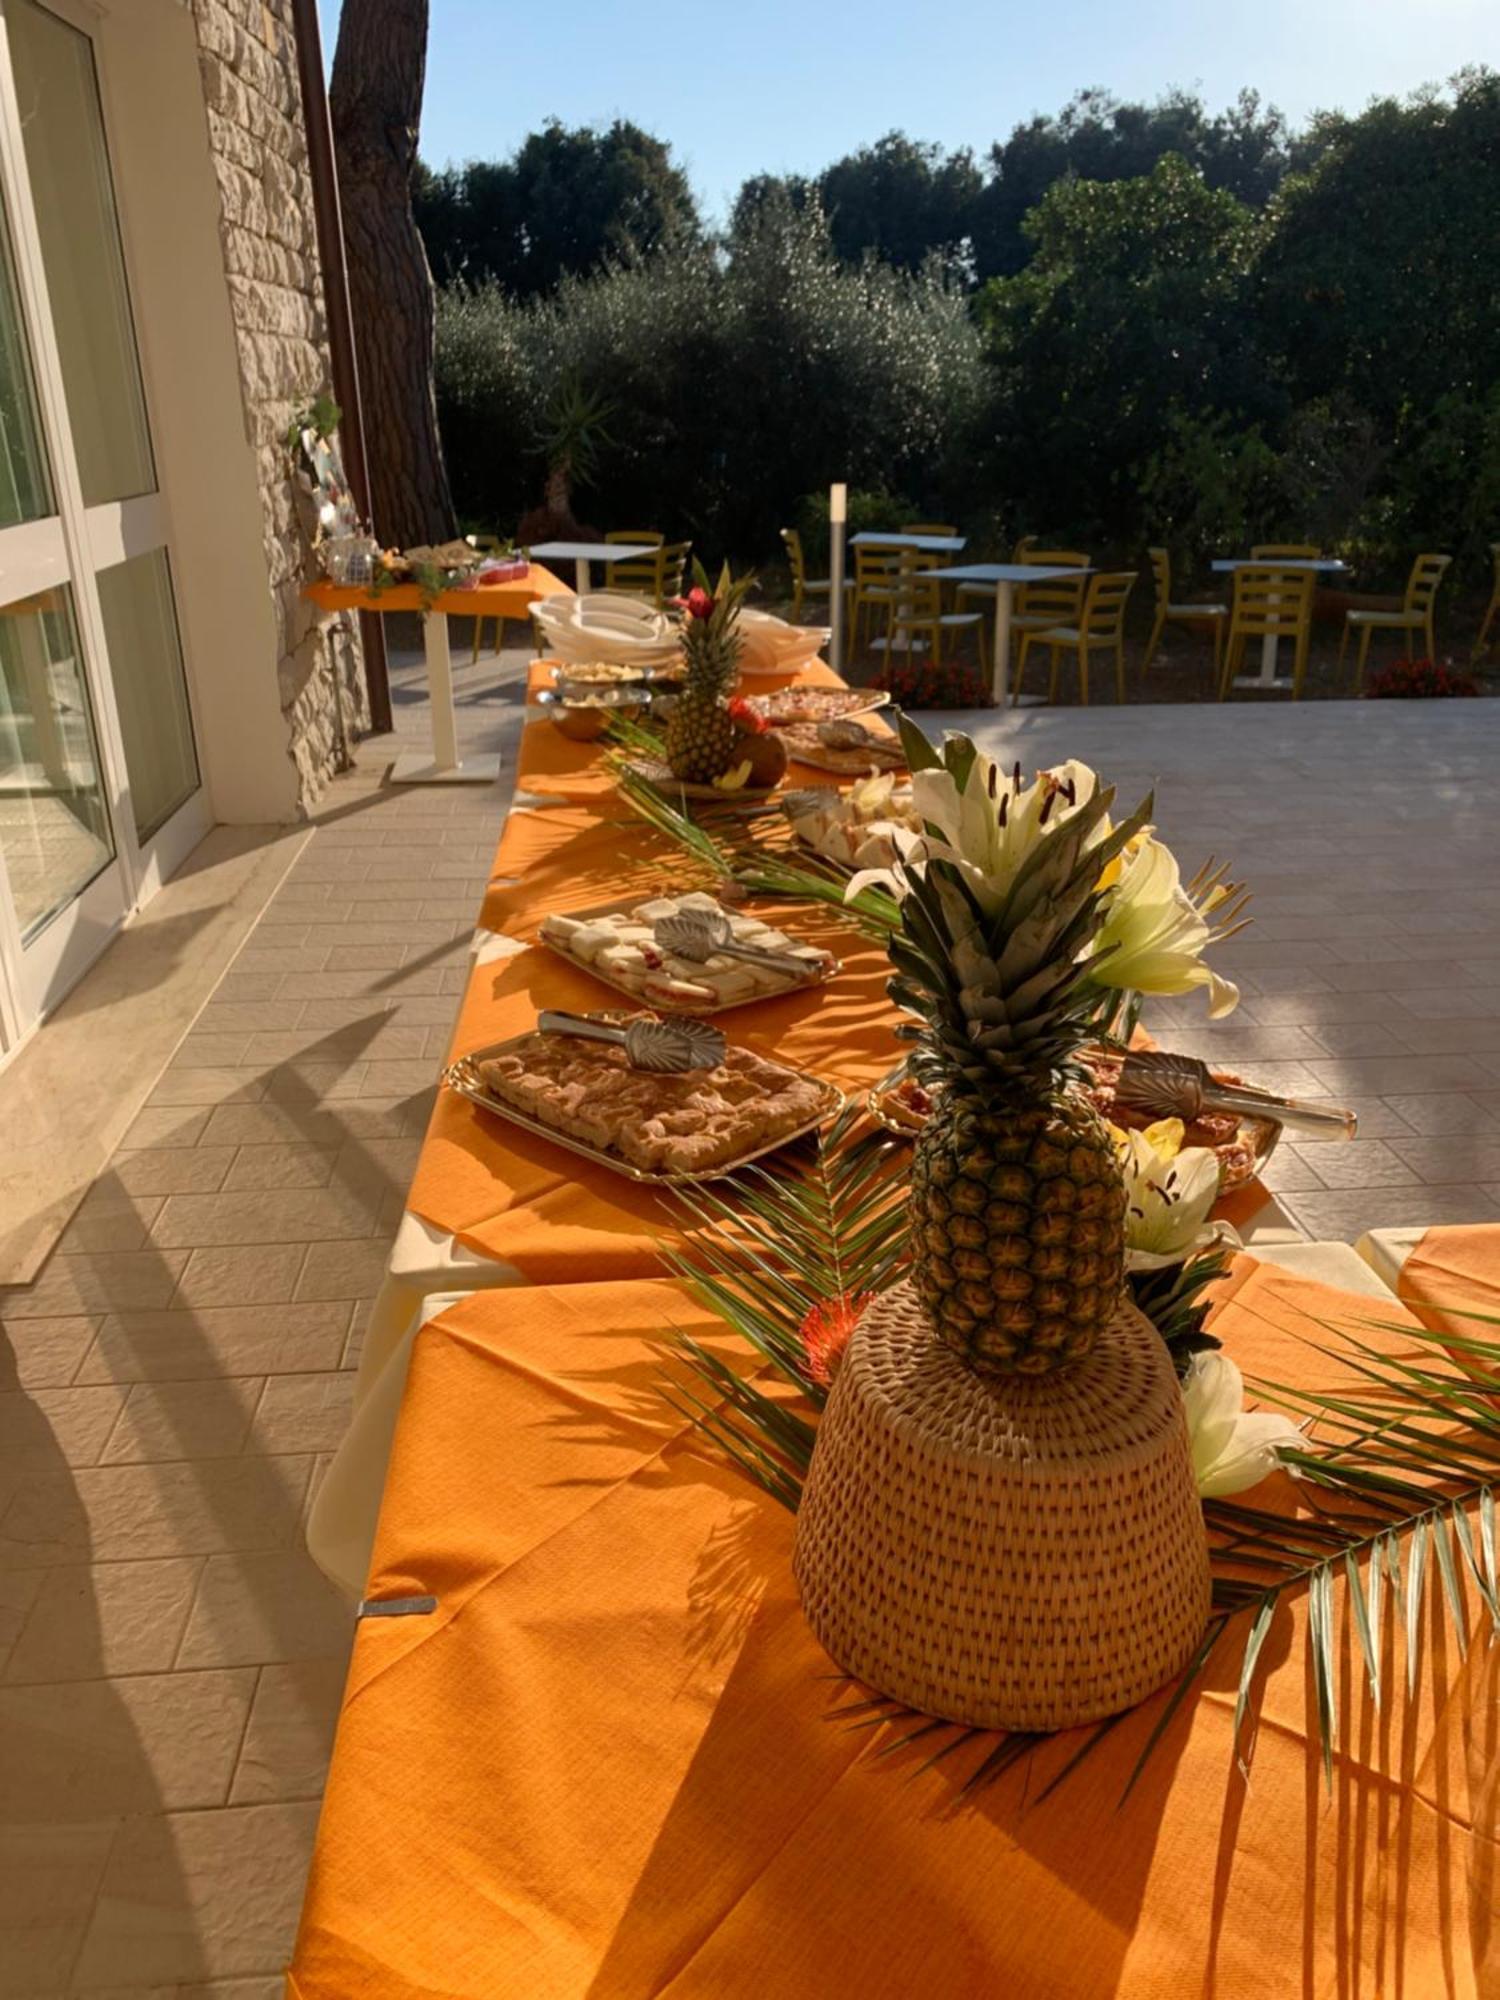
[288,652,1499,1997]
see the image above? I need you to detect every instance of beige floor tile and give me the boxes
[0,1818,118,1995]
[198,1101,405,1148]
[72,1801,319,1987]
[55,1198,165,1256]
[230,1659,346,1805]
[1283,1184,1500,1238]
[101,1379,266,1464]
[247,1374,352,1457]
[0,1668,254,1816]
[0,1385,129,1470]
[168,1246,307,1311]
[0,1570,42,1673]
[220,1145,339,1193]
[1387,1017,1500,1057]
[147,1187,379,1251]
[294,1238,388,1302]
[1380,1092,1500,1136]
[2,1254,188,1321]
[145,1068,267,1109]
[169,1034,252,1070]
[0,1456,313,1568]
[1305,1054,1497,1097]
[1388,1133,1500,1183]
[77,1303,348,1385]
[82,1977,287,1997]
[191,1001,307,1035]
[4,1558,202,1684]
[1301,1139,1421,1190]
[177,1551,354,1668]
[112,1151,238,1197]
[0,1315,100,1389]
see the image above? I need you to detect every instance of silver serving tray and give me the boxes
[442,1026,844,1185]
[536,893,842,1015]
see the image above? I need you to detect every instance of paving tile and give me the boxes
[1281,1184,1500,1242]
[100,1378,265,1463]
[294,1238,389,1302]
[0,1384,130,1470]
[1253,1144,1325,1193]
[148,1186,380,1250]
[169,1033,253,1069]
[0,1315,100,1390]
[168,1246,306,1311]
[1,1253,188,1320]
[259,1062,372,1105]
[0,1570,42,1674]
[0,1667,254,1815]
[1380,1093,1500,1136]
[360,1059,442,1096]
[81,1974,287,1998]
[77,1303,349,1385]
[192,1001,307,1035]
[111,1150,238,1197]
[1390,987,1500,1021]
[1318,957,1479,991]
[117,1106,211,1151]
[73,1800,320,1987]
[145,1067,267,1108]
[1386,1018,1500,1057]
[177,1551,354,1668]
[55,1195,165,1256]
[0,1818,118,1994]
[1305,1055,1497,1097]
[1387,1133,1500,1184]
[209,968,290,1002]
[221,1145,339,1192]
[230,1658,346,1805]
[247,1373,352,1456]
[198,1101,405,1149]
[1301,1140,1421,1190]
[3,1558,202,1684]
[1303,1023,1411,1057]
[0,1456,313,1567]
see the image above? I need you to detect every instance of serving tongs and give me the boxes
[537,1009,725,1074]
[652,908,818,981]
[1114,1048,1358,1140]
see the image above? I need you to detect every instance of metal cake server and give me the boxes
[1113,1047,1357,1139]
[537,1009,725,1074]
[653,908,818,980]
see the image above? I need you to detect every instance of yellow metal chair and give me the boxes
[779,528,831,623]
[1337,552,1451,688]
[887,571,984,665]
[1016,570,1135,706]
[1011,549,1090,654]
[604,530,665,598]
[848,544,904,655]
[954,533,1036,625]
[899,522,958,537]
[1143,547,1228,680]
[1477,543,1500,655]
[1221,566,1315,698]
[466,532,507,663]
[658,540,691,607]
[1250,543,1321,561]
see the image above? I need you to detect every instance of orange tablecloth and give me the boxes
[303,562,570,621]
[288,1252,1495,1998]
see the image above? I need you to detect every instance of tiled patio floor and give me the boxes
[0,625,1497,1992]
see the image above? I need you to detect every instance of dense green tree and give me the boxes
[415,119,701,296]
[977,154,1270,537]
[817,133,981,274]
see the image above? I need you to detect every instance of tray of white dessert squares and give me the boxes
[536,888,840,1014]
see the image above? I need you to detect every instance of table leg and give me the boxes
[389,609,501,784]
[993,582,1014,706]
[1233,590,1296,693]
[574,558,591,596]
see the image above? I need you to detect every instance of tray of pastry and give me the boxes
[537,889,840,1014]
[867,1050,1279,1192]
[743,686,891,728]
[443,1016,844,1183]
[778,719,905,774]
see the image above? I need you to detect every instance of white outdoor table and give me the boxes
[1211,558,1349,692]
[931,563,1092,706]
[849,531,967,553]
[526,540,661,595]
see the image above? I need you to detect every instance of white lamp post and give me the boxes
[828,482,847,676]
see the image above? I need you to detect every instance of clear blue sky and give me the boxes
[321,0,1495,221]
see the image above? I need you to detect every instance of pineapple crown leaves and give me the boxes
[678,558,755,696]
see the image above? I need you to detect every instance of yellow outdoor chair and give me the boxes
[848,543,904,654]
[887,571,984,666]
[780,528,831,623]
[1338,552,1451,688]
[899,522,959,537]
[1015,570,1136,706]
[466,532,507,662]
[1478,543,1500,655]
[955,533,1037,623]
[604,530,665,598]
[1250,543,1321,561]
[1221,566,1315,698]
[1143,547,1228,680]
[1011,548,1090,649]
[658,540,691,607]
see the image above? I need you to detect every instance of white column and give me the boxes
[828,483,847,676]
[425,609,459,770]
[994,582,1015,707]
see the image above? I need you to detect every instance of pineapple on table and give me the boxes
[664,561,754,783]
[854,722,1243,1377]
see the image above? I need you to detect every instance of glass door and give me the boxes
[0,0,206,1047]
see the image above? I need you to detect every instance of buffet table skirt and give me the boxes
[288,1255,1496,1999]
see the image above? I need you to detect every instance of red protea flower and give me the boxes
[799,1290,875,1388]
[673,584,714,620]
[726,695,766,734]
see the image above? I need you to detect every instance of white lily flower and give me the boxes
[1182,1350,1304,1497]
[1089,834,1241,1017]
[1115,1121,1231,1271]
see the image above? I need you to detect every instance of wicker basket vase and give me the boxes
[792,1281,1211,1733]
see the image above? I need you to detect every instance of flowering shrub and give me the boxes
[869,656,995,709]
[1363,657,1479,698]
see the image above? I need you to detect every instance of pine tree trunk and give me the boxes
[329,0,454,548]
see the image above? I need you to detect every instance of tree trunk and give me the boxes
[329,0,454,549]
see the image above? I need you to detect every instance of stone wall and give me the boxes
[189,0,367,811]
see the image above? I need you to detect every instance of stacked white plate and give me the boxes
[737,609,831,677]
[532,592,682,671]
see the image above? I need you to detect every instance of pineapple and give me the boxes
[664,561,753,783]
[888,747,1153,1377]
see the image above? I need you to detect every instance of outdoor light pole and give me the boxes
[828,482,847,676]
